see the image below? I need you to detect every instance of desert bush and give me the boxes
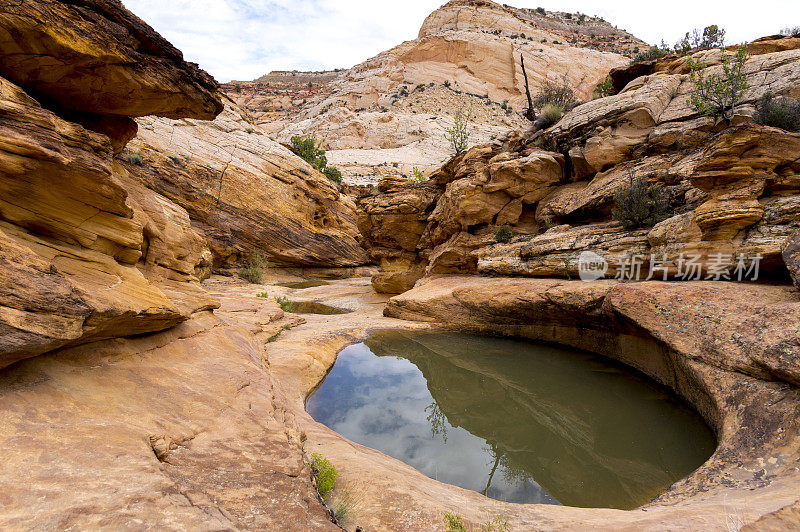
[445,106,472,155]
[410,167,426,183]
[482,515,512,532]
[237,252,266,284]
[122,152,144,166]
[754,92,800,131]
[631,44,671,63]
[535,7,545,15]
[308,453,338,500]
[291,136,328,170]
[495,225,513,243]
[532,75,577,111]
[687,44,749,124]
[274,295,292,312]
[444,512,466,532]
[323,166,342,185]
[540,103,565,127]
[780,26,800,37]
[330,490,358,524]
[167,154,184,166]
[593,75,614,99]
[290,135,343,185]
[612,171,668,229]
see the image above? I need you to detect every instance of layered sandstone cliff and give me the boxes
[125,100,367,270]
[0,0,366,371]
[227,0,646,183]
[361,36,800,292]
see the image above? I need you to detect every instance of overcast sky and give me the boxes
[122,0,800,82]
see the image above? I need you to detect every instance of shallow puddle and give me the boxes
[276,281,330,289]
[289,301,351,315]
[306,329,716,509]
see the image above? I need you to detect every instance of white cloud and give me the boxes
[122,0,800,82]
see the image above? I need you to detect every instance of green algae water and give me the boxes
[306,330,716,510]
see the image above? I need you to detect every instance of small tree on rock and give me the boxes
[687,44,749,125]
[445,106,472,155]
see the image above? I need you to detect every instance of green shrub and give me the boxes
[535,7,545,15]
[754,92,800,132]
[687,44,749,124]
[444,80,451,88]
[291,136,328,170]
[274,296,292,312]
[309,453,338,500]
[237,252,265,284]
[483,515,512,532]
[612,172,667,230]
[245,127,254,134]
[167,154,184,166]
[540,103,565,127]
[411,167,426,183]
[631,44,671,63]
[445,107,472,155]
[122,152,144,166]
[495,225,513,243]
[290,135,342,186]
[593,75,614,99]
[532,76,577,111]
[323,166,342,185]
[444,512,466,532]
[330,490,357,524]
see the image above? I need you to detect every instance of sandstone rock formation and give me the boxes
[0,16,220,369]
[226,0,644,183]
[125,100,368,270]
[361,37,800,291]
[0,0,364,374]
[0,300,338,530]
[0,0,222,120]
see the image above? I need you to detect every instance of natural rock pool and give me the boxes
[307,330,716,510]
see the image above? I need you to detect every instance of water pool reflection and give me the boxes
[306,330,715,509]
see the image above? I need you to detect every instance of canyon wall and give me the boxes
[0,0,366,369]
[361,36,800,292]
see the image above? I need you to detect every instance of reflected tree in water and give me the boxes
[425,401,448,444]
[482,441,534,496]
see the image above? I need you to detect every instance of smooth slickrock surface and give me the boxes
[0,302,337,530]
[0,274,799,530]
